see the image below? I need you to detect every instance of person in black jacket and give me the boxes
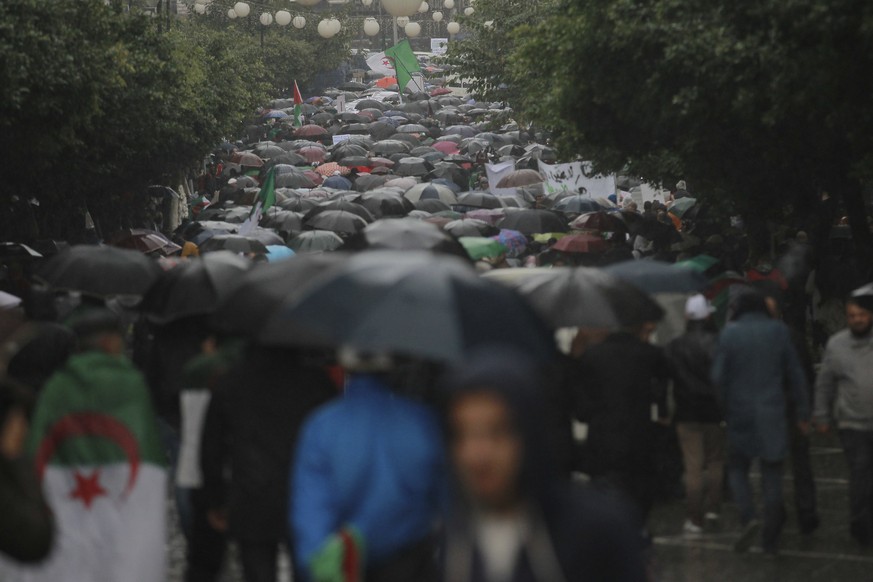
[201,344,336,582]
[441,347,647,582]
[573,325,671,529]
[665,294,725,535]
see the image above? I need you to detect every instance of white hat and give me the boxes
[685,293,714,320]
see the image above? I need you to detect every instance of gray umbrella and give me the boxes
[305,209,369,234]
[395,157,432,177]
[355,173,391,192]
[372,140,412,156]
[288,230,344,252]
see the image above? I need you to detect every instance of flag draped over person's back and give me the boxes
[384,40,426,94]
[0,351,167,582]
[239,166,277,235]
[293,80,304,128]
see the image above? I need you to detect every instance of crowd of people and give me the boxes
[0,82,872,582]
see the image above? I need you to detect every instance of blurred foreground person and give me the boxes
[813,291,873,544]
[0,309,167,581]
[665,295,725,535]
[0,380,53,563]
[291,350,445,582]
[441,347,647,582]
[712,293,808,554]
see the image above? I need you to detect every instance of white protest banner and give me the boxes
[485,161,518,197]
[431,38,449,56]
[538,160,617,200]
[332,134,352,145]
[336,94,346,113]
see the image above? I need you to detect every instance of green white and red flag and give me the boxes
[293,80,304,128]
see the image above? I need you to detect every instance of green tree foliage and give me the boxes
[0,0,349,242]
[442,0,554,104]
[511,0,873,255]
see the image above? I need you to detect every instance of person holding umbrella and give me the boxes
[440,347,647,582]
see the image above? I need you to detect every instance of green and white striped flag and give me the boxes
[0,352,167,582]
[384,39,426,94]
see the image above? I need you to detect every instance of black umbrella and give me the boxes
[289,231,345,252]
[211,253,346,334]
[200,235,269,254]
[415,198,452,213]
[603,260,708,294]
[498,210,568,235]
[140,251,251,324]
[490,266,664,329]
[305,210,369,234]
[457,190,502,209]
[358,191,415,218]
[257,251,555,363]
[304,200,376,224]
[35,245,162,297]
[552,196,602,214]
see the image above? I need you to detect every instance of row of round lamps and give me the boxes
[194,1,466,38]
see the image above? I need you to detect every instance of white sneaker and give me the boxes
[683,520,704,536]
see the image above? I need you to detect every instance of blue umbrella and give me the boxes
[266,245,297,262]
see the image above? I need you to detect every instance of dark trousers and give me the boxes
[789,424,819,528]
[839,429,873,543]
[366,535,438,582]
[185,488,227,582]
[728,453,786,550]
[239,540,284,582]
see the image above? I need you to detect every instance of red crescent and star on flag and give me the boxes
[35,412,142,510]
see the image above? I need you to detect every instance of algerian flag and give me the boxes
[238,166,277,236]
[293,80,304,128]
[0,351,166,582]
[384,39,426,94]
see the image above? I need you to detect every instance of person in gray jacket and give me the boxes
[813,291,873,544]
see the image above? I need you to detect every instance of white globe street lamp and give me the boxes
[275,10,292,26]
[259,12,273,25]
[419,1,429,13]
[363,17,380,36]
[381,0,421,17]
[432,10,443,21]
[362,0,373,5]
[330,17,341,34]
[317,18,335,37]
[405,21,421,37]
[296,0,323,5]
[444,0,454,8]
[194,3,206,14]
[227,8,237,18]
[447,21,460,34]
[292,16,307,28]
[464,6,474,15]
[233,2,250,17]
[396,16,410,26]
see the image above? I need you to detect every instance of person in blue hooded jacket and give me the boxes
[290,351,445,582]
[712,291,809,554]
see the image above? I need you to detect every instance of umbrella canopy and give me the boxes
[552,196,603,214]
[569,211,629,235]
[372,140,412,156]
[358,218,466,259]
[110,229,181,256]
[675,254,720,274]
[604,259,708,294]
[200,235,268,254]
[669,197,697,218]
[495,169,543,189]
[498,209,567,235]
[211,253,346,334]
[404,183,459,204]
[305,209,369,234]
[492,229,528,258]
[262,209,304,236]
[444,219,497,238]
[415,198,452,213]
[257,251,555,363]
[295,124,328,138]
[551,233,611,254]
[140,251,251,324]
[459,237,507,260]
[232,152,265,167]
[305,200,375,224]
[289,230,345,252]
[395,157,432,177]
[314,162,352,177]
[358,191,415,218]
[35,245,162,297]
[457,190,502,209]
[493,266,664,329]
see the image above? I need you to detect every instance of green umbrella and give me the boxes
[459,237,507,260]
[668,197,697,218]
[675,253,719,273]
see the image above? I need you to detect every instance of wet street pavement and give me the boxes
[167,433,870,582]
[651,432,873,582]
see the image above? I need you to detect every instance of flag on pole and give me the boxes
[0,351,167,581]
[239,166,277,235]
[293,80,304,128]
[384,39,426,94]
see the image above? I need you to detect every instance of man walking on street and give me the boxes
[712,292,809,554]
[813,287,873,545]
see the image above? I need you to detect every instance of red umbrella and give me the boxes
[295,124,328,138]
[111,229,182,256]
[433,140,461,155]
[315,162,352,177]
[430,87,453,97]
[569,211,629,234]
[551,233,610,254]
[298,146,326,164]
